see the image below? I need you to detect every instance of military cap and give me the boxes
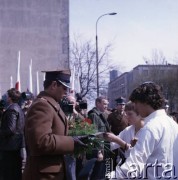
[42,69,71,88]
[115,96,126,105]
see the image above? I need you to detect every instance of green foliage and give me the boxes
[68,120,97,136]
[68,119,114,156]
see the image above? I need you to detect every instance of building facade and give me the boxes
[108,64,178,111]
[108,72,128,108]
[0,0,69,95]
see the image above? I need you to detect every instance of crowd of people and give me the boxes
[0,69,178,180]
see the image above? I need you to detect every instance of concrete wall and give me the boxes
[0,0,69,95]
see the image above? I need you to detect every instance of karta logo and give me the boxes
[107,159,178,179]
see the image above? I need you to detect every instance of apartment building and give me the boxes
[108,64,178,111]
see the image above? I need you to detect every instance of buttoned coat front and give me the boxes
[22,91,74,180]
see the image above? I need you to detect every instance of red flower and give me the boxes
[83,118,92,124]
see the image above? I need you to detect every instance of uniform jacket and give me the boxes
[22,91,74,180]
[107,110,128,135]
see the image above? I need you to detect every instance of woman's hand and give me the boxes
[103,132,117,142]
[130,137,138,147]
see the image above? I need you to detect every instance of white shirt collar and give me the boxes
[144,109,167,124]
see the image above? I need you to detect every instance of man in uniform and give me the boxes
[22,70,87,180]
[107,97,128,135]
[106,97,128,170]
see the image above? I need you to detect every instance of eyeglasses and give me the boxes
[56,81,68,91]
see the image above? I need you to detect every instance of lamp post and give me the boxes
[96,12,117,97]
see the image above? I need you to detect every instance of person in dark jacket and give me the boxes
[88,96,110,133]
[85,96,110,180]
[0,88,25,180]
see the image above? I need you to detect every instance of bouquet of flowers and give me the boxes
[68,118,96,136]
[68,118,113,156]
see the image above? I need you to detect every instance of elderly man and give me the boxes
[22,70,87,180]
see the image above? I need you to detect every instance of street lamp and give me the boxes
[96,12,117,97]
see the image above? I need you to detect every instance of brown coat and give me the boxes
[22,92,74,180]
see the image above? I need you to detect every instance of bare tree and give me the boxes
[70,35,115,100]
[143,49,167,65]
[141,49,178,112]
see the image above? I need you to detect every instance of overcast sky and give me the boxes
[69,0,178,72]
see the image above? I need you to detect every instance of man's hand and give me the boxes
[73,135,88,148]
[97,150,104,161]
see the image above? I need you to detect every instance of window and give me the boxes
[143,70,148,76]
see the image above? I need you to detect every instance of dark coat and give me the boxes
[88,107,110,132]
[0,103,25,180]
[22,91,74,180]
[0,103,25,150]
[107,110,128,135]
